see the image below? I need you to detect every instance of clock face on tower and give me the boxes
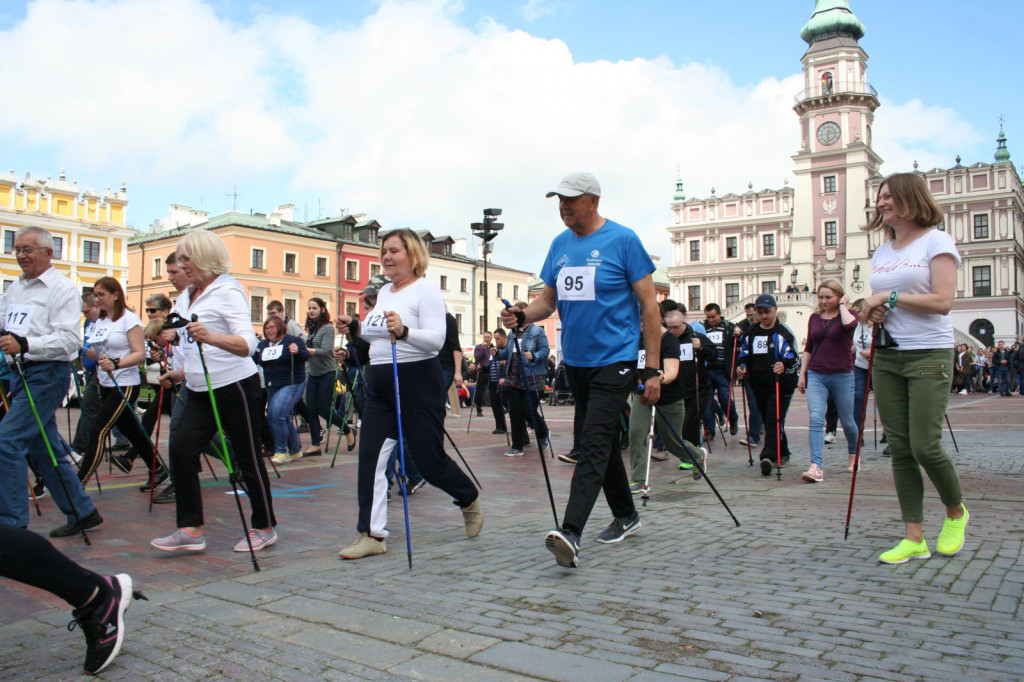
[817,121,841,146]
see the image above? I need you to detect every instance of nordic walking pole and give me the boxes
[649,401,741,527]
[503,300,559,527]
[10,356,91,545]
[443,427,482,489]
[0,388,40,515]
[466,391,474,434]
[740,375,753,466]
[723,344,739,443]
[498,388,511,447]
[190,314,260,572]
[330,368,359,468]
[771,340,782,481]
[322,359,341,454]
[945,413,960,454]
[93,364,168,485]
[390,334,413,570]
[641,396,655,508]
[845,329,877,540]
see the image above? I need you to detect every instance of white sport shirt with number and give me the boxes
[0,266,80,362]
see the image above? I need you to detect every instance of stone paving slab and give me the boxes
[0,394,1022,680]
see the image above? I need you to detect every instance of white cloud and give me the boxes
[0,0,986,273]
[519,0,560,22]
[873,97,986,174]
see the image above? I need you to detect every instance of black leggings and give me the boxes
[78,384,159,483]
[0,525,104,608]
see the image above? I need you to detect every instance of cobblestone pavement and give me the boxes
[1,391,1021,680]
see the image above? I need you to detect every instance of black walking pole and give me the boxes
[648,398,741,527]
[390,335,413,570]
[944,413,960,454]
[640,397,655,507]
[10,355,91,545]
[442,427,483,489]
[502,300,559,527]
[189,314,260,572]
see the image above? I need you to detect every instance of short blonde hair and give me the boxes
[177,229,230,278]
[380,228,429,278]
[815,278,845,314]
[865,172,944,241]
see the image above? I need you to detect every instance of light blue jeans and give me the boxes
[266,380,306,454]
[806,370,859,467]
[0,362,98,528]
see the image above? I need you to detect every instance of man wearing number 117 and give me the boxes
[0,226,101,536]
[500,172,663,569]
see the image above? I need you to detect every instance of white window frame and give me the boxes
[315,255,329,277]
[152,257,162,278]
[251,247,266,270]
[345,259,359,281]
[283,251,298,274]
[82,239,101,264]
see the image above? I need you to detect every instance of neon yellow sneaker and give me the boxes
[878,538,931,564]
[936,505,969,556]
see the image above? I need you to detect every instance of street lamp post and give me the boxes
[471,208,503,337]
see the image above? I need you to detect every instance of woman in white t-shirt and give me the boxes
[78,277,162,485]
[333,228,482,560]
[861,172,968,565]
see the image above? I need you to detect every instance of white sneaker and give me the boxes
[824,432,836,444]
[958,389,967,395]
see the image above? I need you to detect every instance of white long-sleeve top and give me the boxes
[0,266,80,362]
[172,274,259,391]
[365,278,446,365]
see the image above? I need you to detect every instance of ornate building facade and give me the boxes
[0,168,132,294]
[667,0,1024,345]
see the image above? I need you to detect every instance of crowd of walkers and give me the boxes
[0,170,993,674]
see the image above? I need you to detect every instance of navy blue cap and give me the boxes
[754,294,777,309]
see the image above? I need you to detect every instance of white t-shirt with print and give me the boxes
[869,228,960,350]
[90,311,144,387]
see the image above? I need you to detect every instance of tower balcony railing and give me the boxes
[794,82,877,104]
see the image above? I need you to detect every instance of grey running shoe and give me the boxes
[151,529,206,552]
[234,528,277,552]
[596,513,641,544]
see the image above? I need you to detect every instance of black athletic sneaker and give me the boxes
[152,484,176,504]
[50,510,103,538]
[32,479,47,499]
[545,528,580,568]
[760,458,773,477]
[557,449,579,465]
[69,574,146,675]
[596,512,641,544]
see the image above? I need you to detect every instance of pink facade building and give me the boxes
[667,0,1024,345]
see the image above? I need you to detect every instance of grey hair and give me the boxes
[15,226,54,251]
[145,293,172,310]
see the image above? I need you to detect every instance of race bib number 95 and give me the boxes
[557,266,596,301]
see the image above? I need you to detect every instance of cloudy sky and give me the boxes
[0,0,1017,273]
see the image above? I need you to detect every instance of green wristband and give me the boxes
[887,290,898,310]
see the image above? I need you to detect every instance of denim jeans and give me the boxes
[702,368,738,437]
[993,367,1011,394]
[266,380,306,454]
[1017,369,1024,396]
[0,362,98,528]
[853,366,869,432]
[806,370,859,467]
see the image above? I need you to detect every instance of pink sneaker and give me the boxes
[801,464,824,483]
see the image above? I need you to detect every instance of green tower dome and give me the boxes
[800,0,866,45]
[673,177,686,201]
[995,125,1011,163]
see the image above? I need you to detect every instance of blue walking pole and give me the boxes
[390,336,414,570]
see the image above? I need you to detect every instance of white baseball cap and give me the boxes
[545,172,601,198]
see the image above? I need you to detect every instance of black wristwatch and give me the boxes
[640,367,662,382]
[112,357,121,369]
[397,325,410,341]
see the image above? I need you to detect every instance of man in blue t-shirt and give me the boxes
[501,172,663,568]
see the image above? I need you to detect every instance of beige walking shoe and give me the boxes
[338,532,386,560]
[461,498,483,538]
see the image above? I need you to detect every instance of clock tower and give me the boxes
[790,0,881,295]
